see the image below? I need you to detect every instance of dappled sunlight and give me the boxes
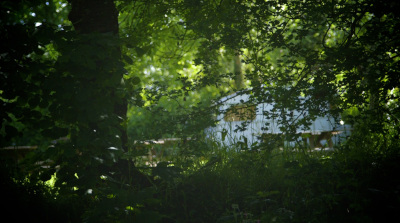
[1,0,399,222]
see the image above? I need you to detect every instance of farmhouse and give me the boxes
[206,90,352,150]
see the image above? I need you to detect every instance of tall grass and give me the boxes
[2,127,399,222]
[156,129,400,223]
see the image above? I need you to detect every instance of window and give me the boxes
[224,104,256,121]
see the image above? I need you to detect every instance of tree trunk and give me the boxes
[67,0,128,150]
[234,53,245,90]
[66,0,151,188]
[68,0,119,35]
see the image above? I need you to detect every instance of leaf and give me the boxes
[5,125,19,138]
[135,47,146,57]
[131,76,141,85]
[123,54,134,64]
[221,128,228,141]
[28,96,41,107]
[152,161,181,180]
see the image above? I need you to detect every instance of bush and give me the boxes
[155,131,400,223]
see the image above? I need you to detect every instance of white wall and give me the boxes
[206,92,352,149]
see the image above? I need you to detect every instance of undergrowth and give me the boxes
[155,130,400,223]
[2,129,399,222]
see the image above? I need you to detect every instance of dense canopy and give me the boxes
[1,0,399,222]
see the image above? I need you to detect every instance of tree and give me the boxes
[1,0,399,221]
[1,0,156,221]
[172,0,400,143]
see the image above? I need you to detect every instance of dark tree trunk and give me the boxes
[68,0,119,35]
[65,0,150,188]
[67,0,128,150]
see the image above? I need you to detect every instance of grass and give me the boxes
[153,134,400,223]
[2,130,399,222]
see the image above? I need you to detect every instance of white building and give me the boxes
[206,91,352,150]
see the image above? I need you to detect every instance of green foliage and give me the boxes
[0,156,84,222]
[154,133,400,223]
[1,0,399,222]
[0,0,70,147]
